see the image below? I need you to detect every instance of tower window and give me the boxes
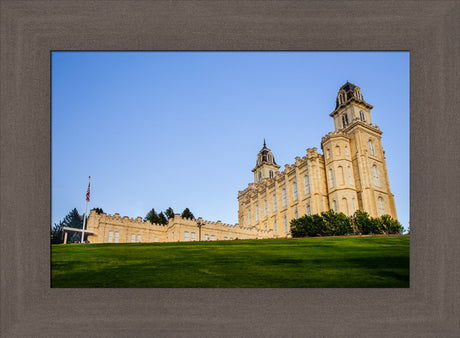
[360,111,366,121]
[269,170,274,178]
[368,140,375,156]
[332,200,338,212]
[348,166,353,184]
[342,113,349,128]
[248,208,252,225]
[327,149,331,159]
[372,165,380,186]
[329,168,335,187]
[338,166,344,185]
[304,175,310,194]
[378,197,385,216]
[258,171,262,182]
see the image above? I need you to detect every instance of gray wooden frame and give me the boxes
[1,1,459,336]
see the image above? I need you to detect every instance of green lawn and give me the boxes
[51,236,409,288]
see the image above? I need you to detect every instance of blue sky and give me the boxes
[52,51,409,231]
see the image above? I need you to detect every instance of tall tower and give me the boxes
[252,140,280,183]
[321,82,397,219]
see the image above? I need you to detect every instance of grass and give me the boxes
[51,236,409,288]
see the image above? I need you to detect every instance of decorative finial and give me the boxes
[263,138,266,147]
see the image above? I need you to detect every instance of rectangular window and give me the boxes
[284,216,288,234]
[256,205,260,221]
[210,235,216,241]
[283,189,287,207]
[224,237,228,240]
[114,232,119,243]
[154,237,158,242]
[191,232,196,241]
[264,200,268,216]
[108,231,113,243]
[273,194,278,211]
[248,209,252,225]
[131,234,135,243]
[293,182,298,200]
[136,234,141,243]
[333,200,338,212]
[348,166,353,184]
[304,175,310,194]
[184,231,189,242]
[307,205,311,215]
[204,234,209,241]
[274,220,278,236]
[329,169,335,187]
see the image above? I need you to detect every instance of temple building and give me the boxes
[81,82,397,243]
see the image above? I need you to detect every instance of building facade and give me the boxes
[83,82,397,243]
[237,82,397,238]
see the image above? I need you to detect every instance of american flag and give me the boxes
[86,180,90,202]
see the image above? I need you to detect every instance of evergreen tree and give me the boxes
[91,207,104,214]
[51,220,64,244]
[158,212,168,225]
[62,208,84,229]
[50,208,84,244]
[145,208,159,224]
[165,207,175,220]
[181,208,195,220]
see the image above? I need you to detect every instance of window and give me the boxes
[268,154,272,162]
[294,207,298,219]
[348,166,353,184]
[136,235,141,243]
[248,208,252,225]
[368,140,375,156]
[327,149,331,158]
[342,198,349,215]
[184,231,189,242]
[274,220,278,236]
[293,182,298,200]
[241,215,244,227]
[204,234,209,241]
[360,111,366,121]
[258,171,262,182]
[284,215,288,234]
[264,200,268,216]
[114,232,119,243]
[210,235,216,241]
[378,197,385,215]
[269,170,274,178]
[352,198,356,211]
[329,168,334,187]
[342,113,349,127]
[338,166,344,185]
[154,237,158,242]
[372,165,380,186]
[304,175,310,194]
[273,194,278,211]
[256,205,260,221]
[131,234,135,243]
[224,237,228,240]
[265,223,268,231]
[333,200,338,212]
[108,231,113,243]
[345,146,349,155]
[283,189,287,206]
[307,204,311,215]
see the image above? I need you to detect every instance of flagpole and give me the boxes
[81,176,90,244]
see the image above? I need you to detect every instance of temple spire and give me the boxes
[263,138,266,148]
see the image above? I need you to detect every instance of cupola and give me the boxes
[252,140,280,183]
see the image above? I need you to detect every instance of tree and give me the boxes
[63,208,84,229]
[165,207,175,220]
[181,208,195,220]
[51,221,64,244]
[91,207,104,214]
[158,212,168,225]
[145,208,160,224]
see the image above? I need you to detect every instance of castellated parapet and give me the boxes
[85,209,270,244]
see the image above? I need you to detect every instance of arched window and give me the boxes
[273,194,278,211]
[368,140,375,156]
[338,166,344,185]
[332,200,338,212]
[348,166,353,184]
[342,198,349,215]
[378,197,385,215]
[307,204,311,215]
[329,168,335,187]
[274,220,278,236]
[293,182,298,200]
[248,208,252,225]
[352,198,356,211]
[264,200,268,216]
[304,175,310,194]
[283,188,287,206]
[327,149,331,159]
[342,113,349,128]
[284,215,288,234]
[294,207,298,219]
[335,145,341,156]
[372,165,380,186]
[345,146,349,155]
[256,205,260,221]
[360,111,366,121]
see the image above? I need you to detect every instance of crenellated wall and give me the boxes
[85,210,271,244]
